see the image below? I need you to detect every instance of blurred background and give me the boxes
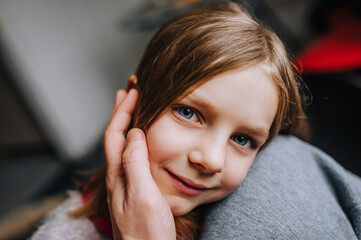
[0,0,360,239]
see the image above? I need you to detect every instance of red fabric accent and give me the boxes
[297,21,361,73]
[82,192,113,238]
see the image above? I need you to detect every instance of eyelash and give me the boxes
[173,105,202,123]
[231,134,257,149]
[172,105,258,149]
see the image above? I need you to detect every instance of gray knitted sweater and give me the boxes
[200,135,361,239]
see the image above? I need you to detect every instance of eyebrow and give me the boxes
[182,93,270,140]
[241,126,269,140]
[185,93,217,111]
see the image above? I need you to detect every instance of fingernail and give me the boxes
[127,129,142,140]
[128,88,137,96]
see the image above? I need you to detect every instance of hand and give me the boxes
[104,88,176,240]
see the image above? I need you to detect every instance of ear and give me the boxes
[126,75,138,92]
[126,75,140,128]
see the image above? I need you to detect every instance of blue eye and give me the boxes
[232,135,251,147]
[178,107,195,119]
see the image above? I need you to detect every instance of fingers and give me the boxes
[111,90,127,118]
[105,89,138,189]
[106,127,177,240]
[112,74,138,118]
[122,128,153,193]
[107,88,138,133]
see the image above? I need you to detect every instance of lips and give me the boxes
[166,169,208,196]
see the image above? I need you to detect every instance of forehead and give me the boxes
[183,64,279,133]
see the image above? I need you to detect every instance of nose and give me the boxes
[188,135,226,174]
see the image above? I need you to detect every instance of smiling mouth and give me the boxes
[165,169,208,196]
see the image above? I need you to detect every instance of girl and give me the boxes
[32,2,308,239]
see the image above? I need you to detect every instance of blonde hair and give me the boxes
[71,2,308,239]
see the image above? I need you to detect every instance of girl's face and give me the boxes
[145,63,279,216]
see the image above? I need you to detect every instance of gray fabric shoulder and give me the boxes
[201,135,361,240]
[30,191,108,240]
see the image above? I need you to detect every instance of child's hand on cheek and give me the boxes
[104,89,176,240]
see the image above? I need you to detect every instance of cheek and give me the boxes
[146,129,171,164]
[222,157,255,192]
[146,117,188,164]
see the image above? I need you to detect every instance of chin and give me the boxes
[171,207,191,216]
[170,202,194,216]
[166,195,196,216]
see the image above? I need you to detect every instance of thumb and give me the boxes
[122,128,153,192]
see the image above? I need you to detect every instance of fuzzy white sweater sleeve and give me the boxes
[30,191,109,240]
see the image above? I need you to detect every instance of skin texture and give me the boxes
[104,89,176,240]
[146,64,279,216]
[104,64,278,239]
